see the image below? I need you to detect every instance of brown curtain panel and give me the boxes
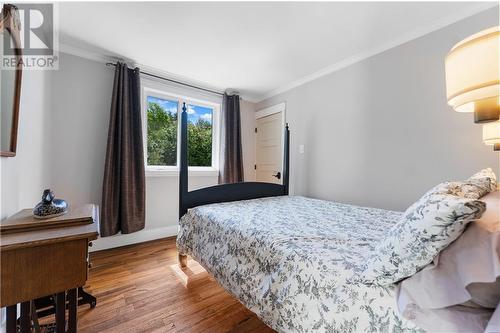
[101,62,145,237]
[219,93,244,184]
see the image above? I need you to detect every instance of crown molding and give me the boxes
[58,43,112,64]
[256,3,499,103]
[57,42,259,103]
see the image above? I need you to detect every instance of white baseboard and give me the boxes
[90,225,178,252]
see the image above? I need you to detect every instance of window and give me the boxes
[186,104,213,167]
[144,87,219,175]
[147,96,178,166]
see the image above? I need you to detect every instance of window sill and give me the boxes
[146,168,218,178]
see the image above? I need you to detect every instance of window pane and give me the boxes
[147,96,178,166]
[187,104,213,167]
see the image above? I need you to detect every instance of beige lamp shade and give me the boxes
[445,26,500,123]
[483,121,500,150]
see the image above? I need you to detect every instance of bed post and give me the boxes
[179,103,188,268]
[283,124,290,195]
[179,102,188,218]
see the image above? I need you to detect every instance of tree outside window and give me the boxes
[146,96,213,167]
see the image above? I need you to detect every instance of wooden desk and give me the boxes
[1,204,99,333]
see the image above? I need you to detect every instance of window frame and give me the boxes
[142,86,220,177]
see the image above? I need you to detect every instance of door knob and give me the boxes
[273,172,281,179]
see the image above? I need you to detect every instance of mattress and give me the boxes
[176,195,423,333]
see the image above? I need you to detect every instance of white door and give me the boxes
[256,112,283,184]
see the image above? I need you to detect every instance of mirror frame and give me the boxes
[0,4,22,157]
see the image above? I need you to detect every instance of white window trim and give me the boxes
[142,86,220,177]
[255,102,286,119]
[145,168,218,178]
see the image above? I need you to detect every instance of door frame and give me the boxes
[255,102,286,183]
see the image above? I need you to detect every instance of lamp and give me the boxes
[483,121,500,151]
[445,26,500,123]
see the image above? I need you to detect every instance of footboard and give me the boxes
[178,102,290,218]
[180,182,286,217]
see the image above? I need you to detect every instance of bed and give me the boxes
[175,103,499,332]
[177,195,423,332]
[175,103,423,332]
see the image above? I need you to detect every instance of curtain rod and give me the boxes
[105,62,224,96]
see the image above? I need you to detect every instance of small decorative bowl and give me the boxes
[33,189,69,219]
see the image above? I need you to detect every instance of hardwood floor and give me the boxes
[78,237,275,333]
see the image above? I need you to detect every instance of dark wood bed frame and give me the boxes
[178,102,290,267]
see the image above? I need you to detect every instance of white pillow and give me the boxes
[426,181,489,199]
[468,168,497,192]
[363,194,486,285]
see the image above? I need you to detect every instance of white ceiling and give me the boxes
[58,2,495,102]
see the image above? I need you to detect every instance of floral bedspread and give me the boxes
[177,196,424,333]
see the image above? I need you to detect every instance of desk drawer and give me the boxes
[1,239,88,306]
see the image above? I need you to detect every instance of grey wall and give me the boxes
[47,53,113,209]
[257,7,500,211]
[1,69,52,220]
